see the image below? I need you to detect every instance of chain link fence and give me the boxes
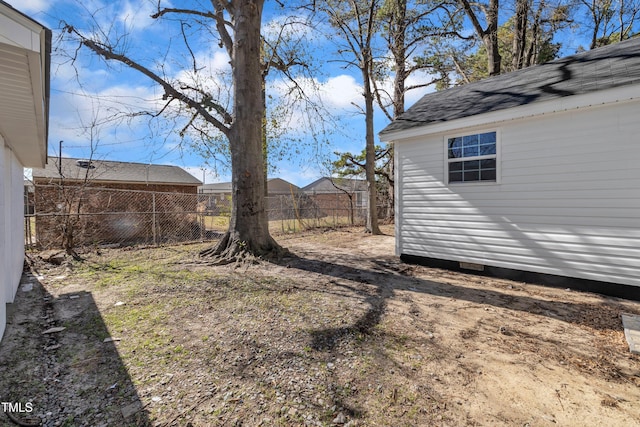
[25,185,384,250]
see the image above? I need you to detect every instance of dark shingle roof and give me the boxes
[199,182,232,193]
[32,157,201,186]
[380,37,640,137]
[265,178,300,194]
[302,177,367,193]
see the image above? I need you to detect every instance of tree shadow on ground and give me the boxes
[278,253,396,351]
[278,250,638,353]
[0,270,150,426]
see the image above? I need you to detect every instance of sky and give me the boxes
[11,0,426,187]
[10,0,594,187]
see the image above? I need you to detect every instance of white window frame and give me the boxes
[444,129,501,185]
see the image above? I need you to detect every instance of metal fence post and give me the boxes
[280,196,284,233]
[152,192,157,246]
[199,194,204,242]
[334,192,338,227]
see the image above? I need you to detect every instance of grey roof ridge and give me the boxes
[380,37,640,136]
[33,156,202,185]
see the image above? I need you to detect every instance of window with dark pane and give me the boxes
[448,137,463,159]
[447,131,497,183]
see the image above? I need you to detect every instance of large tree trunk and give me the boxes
[512,0,529,70]
[363,50,381,235]
[524,1,543,67]
[459,0,501,76]
[387,1,406,222]
[485,0,501,76]
[202,0,284,262]
[65,2,282,263]
[391,0,407,118]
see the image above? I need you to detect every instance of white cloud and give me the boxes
[403,72,438,105]
[49,36,234,164]
[263,13,315,41]
[44,2,372,175]
[319,75,362,108]
[48,69,166,156]
[209,50,231,72]
[5,0,52,14]
[117,1,156,31]
[270,73,362,114]
[173,49,232,97]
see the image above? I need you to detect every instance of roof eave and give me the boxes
[379,84,640,142]
[0,3,50,168]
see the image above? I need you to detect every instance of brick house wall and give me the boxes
[33,180,200,248]
[311,193,357,214]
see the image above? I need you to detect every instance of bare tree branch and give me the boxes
[181,22,200,73]
[212,1,234,55]
[64,24,232,136]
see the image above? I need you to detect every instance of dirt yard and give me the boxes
[1,226,639,426]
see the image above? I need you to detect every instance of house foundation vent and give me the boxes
[460,262,484,272]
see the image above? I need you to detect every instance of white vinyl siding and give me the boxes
[0,140,28,339]
[0,138,6,338]
[396,98,640,288]
[1,139,27,339]
[0,4,48,340]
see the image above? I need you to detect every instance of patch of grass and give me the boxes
[104,304,169,333]
[72,258,151,289]
[203,215,230,229]
[80,313,111,341]
[102,303,175,369]
[384,333,410,351]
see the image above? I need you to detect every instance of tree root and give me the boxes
[199,232,290,267]
[4,410,40,427]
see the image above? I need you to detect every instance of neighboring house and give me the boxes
[265,177,301,196]
[302,177,368,216]
[199,178,301,218]
[197,182,232,216]
[380,38,640,299]
[198,181,232,196]
[32,157,202,193]
[199,177,299,196]
[31,157,202,247]
[302,177,368,194]
[0,1,50,339]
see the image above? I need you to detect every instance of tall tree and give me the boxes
[260,14,327,193]
[495,5,565,74]
[579,0,640,48]
[318,0,382,235]
[65,1,284,262]
[511,0,529,69]
[332,146,394,218]
[449,1,569,82]
[373,0,464,218]
[458,0,502,75]
[509,0,570,69]
[377,0,462,117]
